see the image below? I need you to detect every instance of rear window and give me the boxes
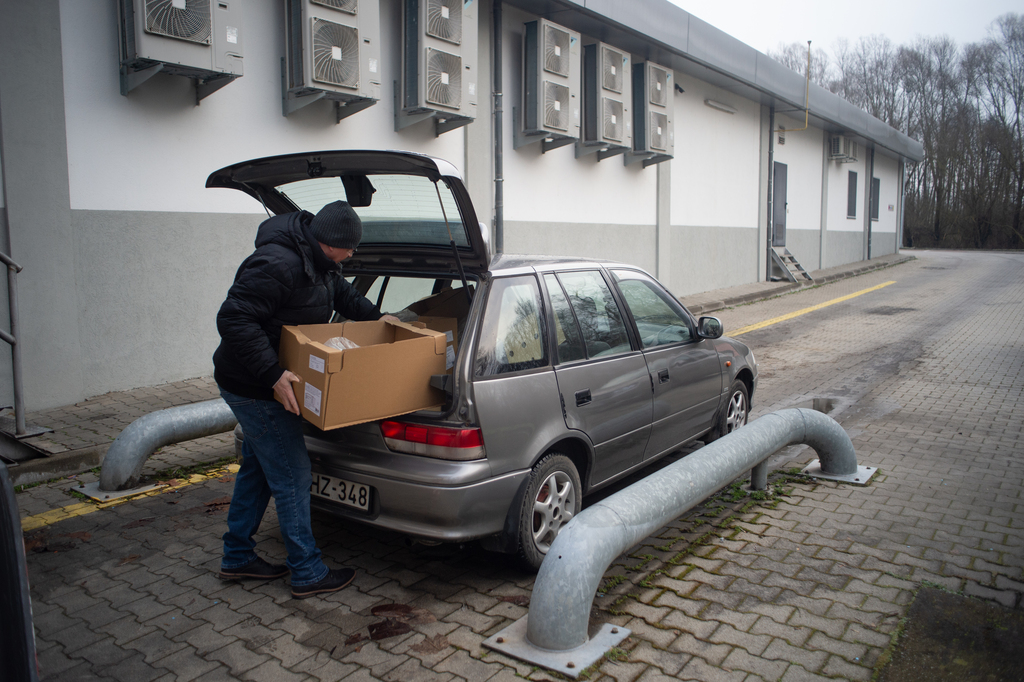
[276,174,470,248]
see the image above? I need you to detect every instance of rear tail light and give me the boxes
[380,420,485,460]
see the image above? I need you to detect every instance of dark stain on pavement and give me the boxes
[877,587,1024,681]
[866,306,917,315]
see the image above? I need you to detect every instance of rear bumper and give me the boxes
[309,462,529,543]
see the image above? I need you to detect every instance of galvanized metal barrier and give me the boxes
[484,408,869,677]
[98,399,237,492]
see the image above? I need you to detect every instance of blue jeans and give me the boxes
[219,389,329,586]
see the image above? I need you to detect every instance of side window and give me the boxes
[556,271,631,358]
[474,276,548,377]
[544,274,586,363]
[613,270,693,348]
[847,171,858,218]
[870,177,880,221]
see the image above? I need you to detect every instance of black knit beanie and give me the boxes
[310,200,362,249]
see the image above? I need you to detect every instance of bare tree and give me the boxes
[979,14,1024,246]
[768,41,834,90]
[768,15,1024,250]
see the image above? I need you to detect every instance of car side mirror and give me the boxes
[697,316,723,339]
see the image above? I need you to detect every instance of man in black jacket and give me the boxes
[213,200,395,598]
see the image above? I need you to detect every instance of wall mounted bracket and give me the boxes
[282,59,373,123]
[393,81,473,136]
[513,108,577,152]
[120,62,164,97]
[576,142,628,161]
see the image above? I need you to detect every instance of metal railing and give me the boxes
[0,251,26,436]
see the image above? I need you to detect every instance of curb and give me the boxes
[7,445,107,487]
[687,255,915,315]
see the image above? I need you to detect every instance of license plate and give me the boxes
[310,474,372,512]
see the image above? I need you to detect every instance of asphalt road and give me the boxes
[717,249,1023,466]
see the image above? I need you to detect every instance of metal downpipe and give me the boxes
[766,106,775,280]
[99,399,238,491]
[525,408,857,652]
[492,0,503,254]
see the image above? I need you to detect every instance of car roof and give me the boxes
[488,253,648,276]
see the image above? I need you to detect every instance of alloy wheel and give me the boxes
[725,390,748,433]
[532,471,576,553]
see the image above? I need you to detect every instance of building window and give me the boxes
[870,177,880,221]
[847,171,858,218]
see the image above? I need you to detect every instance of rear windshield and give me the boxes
[276,174,470,248]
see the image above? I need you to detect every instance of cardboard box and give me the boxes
[406,286,473,320]
[405,287,472,368]
[278,320,448,430]
[417,316,458,371]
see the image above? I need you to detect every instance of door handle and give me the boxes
[575,389,592,407]
[658,369,670,383]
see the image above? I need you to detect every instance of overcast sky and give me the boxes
[667,0,1020,55]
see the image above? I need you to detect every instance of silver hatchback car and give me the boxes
[208,150,758,569]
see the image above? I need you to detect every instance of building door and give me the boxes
[772,161,788,247]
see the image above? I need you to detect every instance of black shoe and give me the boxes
[218,556,289,581]
[291,567,356,599]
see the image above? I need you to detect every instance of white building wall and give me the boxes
[62,0,467,214]
[824,148,866,267]
[872,152,900,256]
[0,0,911,410]
[499,6,657,271]
[668,72,762,296]
[43,0,475,406]
[772,114,825,270]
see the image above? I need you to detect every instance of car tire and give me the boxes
[516,453,582,571]
[705,380,749,443]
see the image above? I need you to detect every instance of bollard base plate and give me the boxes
[483,616,630,678]
[0,414,53,439]
[801,459,877,485]
[73,480,164,501]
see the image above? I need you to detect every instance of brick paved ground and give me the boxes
[11,249,1023,681]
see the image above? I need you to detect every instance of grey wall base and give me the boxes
[503,221,657,274]
[0,209,261,410]
[502,221,766,299]
[870,231,898,257]
[823,231,866,269]
[669,225,760,297]
[784,230,822,272]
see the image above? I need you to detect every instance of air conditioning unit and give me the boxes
[283,0,381,122]
[627,61,674,166]
[117,0,243,101]
[829,135,859,162]
[397,0,478,135]
[516,19,580,151]
[577,42,632,159]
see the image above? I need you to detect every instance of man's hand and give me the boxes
[274,371,303,415]
[380,314,401,324]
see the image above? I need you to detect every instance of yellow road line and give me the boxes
[730,281,896,336]
[19,462,240,532]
